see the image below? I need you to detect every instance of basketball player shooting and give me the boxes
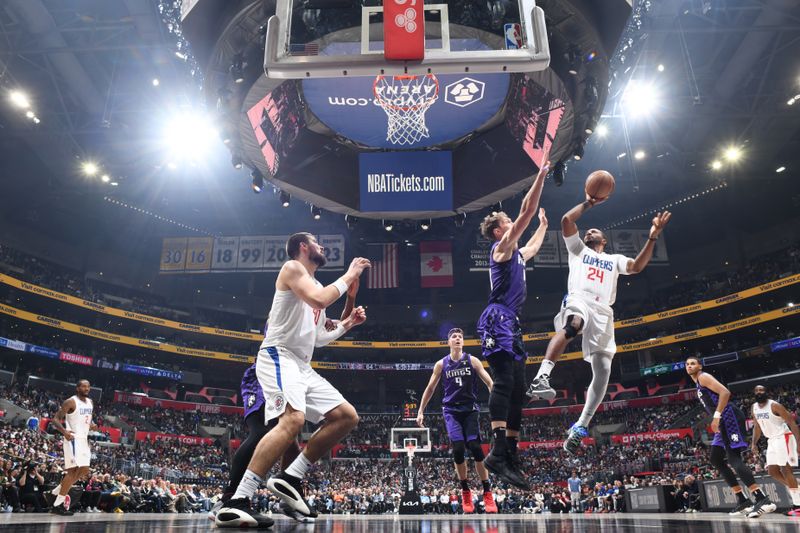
[49,379,96,516]
[750,385,800,515]
[215,233,369,528]
[476,146,550,489]
[416,327,497,514]
[685,357,776,518]
[526,172,670,454]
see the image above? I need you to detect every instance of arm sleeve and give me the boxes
[314,312,346,347]
[563,232,585,256]
[616,254,632,275]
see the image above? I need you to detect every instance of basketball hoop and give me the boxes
[405,443,417,458]
[373,74,439,146]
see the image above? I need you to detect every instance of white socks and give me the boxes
[576,354,613,428]
[233,470,263,501]
[285,452,313,479]
[54,495,65,507]
[535,360,555,380]
[791,487,800,506]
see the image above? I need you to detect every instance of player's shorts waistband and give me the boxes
[258,345,309,364]
[482,302,519,318]
[563,292,613,311]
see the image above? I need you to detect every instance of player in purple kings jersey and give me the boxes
[686,356,776,518]
[476,146,551,489]
[416,328,495,513]
[211,279,359,523]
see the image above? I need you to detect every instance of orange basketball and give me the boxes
[585,170,615,200]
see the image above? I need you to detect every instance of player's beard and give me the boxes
[585,235,603,247]
[309,247,327,268]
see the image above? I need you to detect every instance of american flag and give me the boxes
[366,243,399,289]
[289,43,320,56]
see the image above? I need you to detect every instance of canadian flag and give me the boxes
[420,241,453,288]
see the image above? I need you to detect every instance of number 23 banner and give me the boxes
[160,234,345,273]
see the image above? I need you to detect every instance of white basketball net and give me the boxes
[374,74,439,146]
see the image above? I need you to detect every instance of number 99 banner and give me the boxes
[160,235,345,273]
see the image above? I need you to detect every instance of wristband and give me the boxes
[332,278,348,297]
[648,237,658,242]
[713,411,721,419]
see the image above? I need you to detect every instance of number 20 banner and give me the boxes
[160,235,345,273]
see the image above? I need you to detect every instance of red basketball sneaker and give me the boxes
[484,491,498,514]
[461,490,474,513]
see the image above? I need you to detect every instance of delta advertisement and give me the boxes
[359,151,453,212]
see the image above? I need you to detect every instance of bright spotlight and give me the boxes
[82,162,99,176]
[383,220,393,232]
[152,78,160,87]
[101,174,110,183]
[776,166,786,173]
[9,90,30,109]
[723,146,741,162]
[622,80,660,117]
[657,64,665,72]
[711,160,722,170]
[596,124,608,137]
[25,110,34,118]
[311,205,321,220]
[634,150,646,160]
[279,191,290,208]
[163,113,219,163]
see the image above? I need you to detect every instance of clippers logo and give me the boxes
[268,393,286,411]
[444,78,485,107]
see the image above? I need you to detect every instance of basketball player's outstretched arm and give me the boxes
[340,277,360,321]
[281,257,370,310]
[772,401,800,453]
[316,306,366,347]
[520,208,548,262]
[470,356,493,391]
[494,147,550,260]
[627,211,671,274]
[698,372,730,433]
[416,361,443,428]
[49,398,76,441]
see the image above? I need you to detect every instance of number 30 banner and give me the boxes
[160,235,346,273]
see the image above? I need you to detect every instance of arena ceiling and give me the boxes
[0,0,798,247]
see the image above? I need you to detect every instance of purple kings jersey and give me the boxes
[488,242,527,315]
[441,353,479,412]
[241,364,264,419]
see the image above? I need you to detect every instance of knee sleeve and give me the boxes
[452,441,466,465]
[488,355,514,422]
[506,359,526,431]
[563,315,584,339]
[467,439,485,462]
[727,449,756,487]
[710,446,739,488]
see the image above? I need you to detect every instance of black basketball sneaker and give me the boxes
[266,472,317,520]
[51,503,74,516]
[214,497,274,528]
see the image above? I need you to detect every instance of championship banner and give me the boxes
[135,431,216,445]
[557,231,569,266]
[115,391,244,415]
[610,428,694,444]
[319,234,345,270]
[159,237,188,272]
[608,230,639,256]
[468,234,534,272]
[420,241,453,288]
[211,237,239,270]
[636,229,668,263]
[236,236,267,270]
[184,237,213,271]
[532,230,560,267]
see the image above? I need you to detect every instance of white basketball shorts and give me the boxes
[766,433,799,467]
[554,295,616,360]
[63,436,91,469]
[256,345,346,424]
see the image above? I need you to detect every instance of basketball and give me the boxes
[585,170,615,200]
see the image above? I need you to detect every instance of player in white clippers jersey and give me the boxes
[49,379,96,516]
[216,232,370,529]
[526,191,671,455]
[751,385,800,515]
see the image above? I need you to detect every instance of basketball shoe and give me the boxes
[214,497,274,528]
[484,452,529,490]
[51,504,74,516]
[483,491,498,513]
[728,498,754,516]
[266,472,317,520]
[461,490,474,513]
[526,375,556,400]
[746,494,777,518]
[563,424,589,455]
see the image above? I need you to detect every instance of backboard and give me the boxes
[264,0,550,78]
[390,427,431,454]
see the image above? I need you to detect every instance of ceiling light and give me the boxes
[101,174,110,183]
[420,220,431,231]
[163,113,219,163]
[110,182,119,187]
[622,80,660,117]
[230,55,245,84]
[251,168,264,193]
[454,212,466,227]
[383,220,393,232]
[617,152,627,159]
[596,124,608,137]
[9,90,30,109]
[311,205,321,220]
[279,191,290,207]
[551,160,566,187]
[573,144,584,161]
[152,78,160,87]
[711,160,722,170]
[25,110,34,118]
[634,150,646,160]
[789,98,796,106]
[723,146,741,162]
[776,166,786,173]
[345,214,359,230]
[231,153,243,169]
[82,162,99,176]
[657,64,665,72]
